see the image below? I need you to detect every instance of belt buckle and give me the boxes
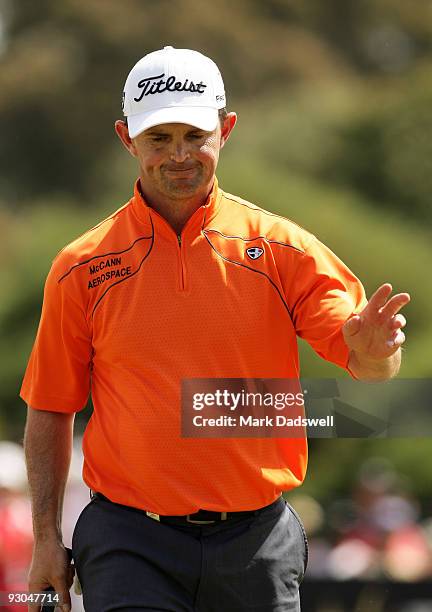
[186,511,227,524]
[186,516,216,525]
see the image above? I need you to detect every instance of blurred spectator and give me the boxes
[290,455,432,585]
[0,439,87,612]
[383,525,431,582]
[0,441,32,612]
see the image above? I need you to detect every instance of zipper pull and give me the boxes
[177,234,182,246]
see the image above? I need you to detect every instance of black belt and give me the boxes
[91,491,283,525]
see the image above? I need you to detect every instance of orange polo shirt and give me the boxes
[21,178,366,514]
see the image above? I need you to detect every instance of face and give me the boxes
[115,114,237,205]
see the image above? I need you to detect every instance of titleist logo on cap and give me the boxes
[133,73,207,102]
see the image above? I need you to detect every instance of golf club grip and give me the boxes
[40,547,73,611]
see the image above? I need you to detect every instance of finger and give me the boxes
[386,330,406,348]
[380,293,411,320]
[57,587,71,612]
[28,581,47,612]
[389,314,406,330]
[366,283,393,312]
[343,315,361,337]
[50,577,71,612]
[58,593,71,612]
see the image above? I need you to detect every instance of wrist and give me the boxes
[32,523,63,543]
[348,348,401,382]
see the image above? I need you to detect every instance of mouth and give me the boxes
[164,163,199,171]
[164,167,198,179]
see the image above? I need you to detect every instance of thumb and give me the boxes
[51,581,71,612]
[343,314,361,338]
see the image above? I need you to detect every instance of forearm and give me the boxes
[348,347,402,382]
[24,407,75,542]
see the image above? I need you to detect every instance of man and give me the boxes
[21,46,410,612]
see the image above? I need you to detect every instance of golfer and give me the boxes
[22,46,410,611]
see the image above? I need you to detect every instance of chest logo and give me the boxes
[246,247,264,260]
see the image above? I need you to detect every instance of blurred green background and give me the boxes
[1,0,431,526]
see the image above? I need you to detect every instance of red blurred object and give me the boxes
[383,524,432,581]
[0,491,33,612]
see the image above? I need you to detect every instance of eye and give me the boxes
[188,132,205,140]
[150,135,169,143]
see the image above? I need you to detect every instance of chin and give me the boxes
[164,179,204,197]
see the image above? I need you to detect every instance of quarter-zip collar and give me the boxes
[130,176,222,239]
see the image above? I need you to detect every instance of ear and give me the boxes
[114,120,138,157]
[219,112,237,149]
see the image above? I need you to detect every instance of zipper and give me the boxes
[149,209,191,292]
[177,234,186,292]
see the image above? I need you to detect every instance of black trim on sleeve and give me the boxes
[203,229,305,253]
[202,229,293,319]
[91,219,155,317]
[58,235,153,283]
[221,194,317,242]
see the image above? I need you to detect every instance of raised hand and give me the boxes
[343,283,410,362]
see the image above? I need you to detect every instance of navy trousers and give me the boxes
[72,495,308,612]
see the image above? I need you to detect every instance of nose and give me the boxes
[169,138,190,163]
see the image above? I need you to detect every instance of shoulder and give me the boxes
[49,199,135,282]
[217,190,315,254]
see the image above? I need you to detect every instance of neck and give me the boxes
[139,179,214,235]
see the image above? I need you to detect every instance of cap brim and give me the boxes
[127,106,219,138]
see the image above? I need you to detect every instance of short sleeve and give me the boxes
[20,259,92,412]
[288,237,368,370]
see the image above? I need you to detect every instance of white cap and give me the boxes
[122,46,226,138]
